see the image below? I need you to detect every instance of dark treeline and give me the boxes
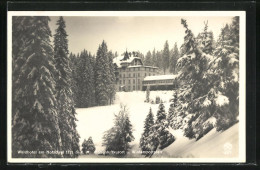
[70,41,116,108]
[142,41,180,75]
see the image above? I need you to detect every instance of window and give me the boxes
[129,73,131,77]
[153,74,155,76]
[133,73,135,77]
[123,80,125,84]
[128,86,131,91]
[138,79,140,84]
[119,80,122,84]
[133,68,135,71]
[138,73,140,77]
[145,73,147,77]
[133,79,135,84]
[145,68,147,71]
[133,86,135,90]
[149,73,151,76]
[129,80,131,84]
[123,74,125,78]
[138,67,140,71]
[119,74,121,78]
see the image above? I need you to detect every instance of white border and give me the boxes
[7,11,246,163]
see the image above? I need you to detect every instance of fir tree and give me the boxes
[177,19,216,140]
[69,52,78,105]
[169,43,180,74]
[154,103,175,150]
[144,51,153,66]
[95,41,111,106]
[12,16,31,124]
[168,90,181,129]
[12,16,62,158]
[162,41,170,74]
[167,103,175,128]
[155,50,162,68]
[140,108,155,157]
[86,137,96,154]
[107,51,116,105]
[209,17,239,131]
[77,50,95,107]
[102,105,134,156]
[196,21,214,55]
[81,139,88,154]
[53,16,80,157]
[152,48,157,67]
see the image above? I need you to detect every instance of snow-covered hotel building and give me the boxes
[113,54,159,92]
[113,53,178,91]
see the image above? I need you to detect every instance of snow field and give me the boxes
[76,91,173,154]
[76,90,239,158]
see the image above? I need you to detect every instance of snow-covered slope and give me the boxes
[161,123,238,158]
[76,91,239,158]
[76,91,172,154]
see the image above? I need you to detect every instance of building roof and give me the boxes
[143,75,178,81]
[128,65,158,69]
[113,55,143,68]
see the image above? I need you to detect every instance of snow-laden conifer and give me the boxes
[12,16,62,158]
[53,16,80,157]
[140,108,155,156]
[102,104,134,156]
[169,43,180,74]
[95,41,112,106]
[149,103,175,152]
[77,50,95,107]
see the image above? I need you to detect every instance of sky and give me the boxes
[49,16,233,56]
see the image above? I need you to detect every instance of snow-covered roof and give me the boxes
[128,65,158,69]
[144,75,178,81]
[113,56,124,68]
[113,55,142,68]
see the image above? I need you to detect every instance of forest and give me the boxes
[12,16,239,158]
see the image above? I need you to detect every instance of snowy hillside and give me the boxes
[76,91,238,158]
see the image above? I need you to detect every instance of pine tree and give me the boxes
[81,139,88,154]
[154,103,175,150]
[155,50,162,69]
[107,51,116,105]
[169,43,180,74]
[196,21,214,55]
[102,105,134,156]
[77,50,95,107]
[69,52,78,105]
[168,90,182,129]
[95,41,110,106]
[177,19,217,140]
[152,48,157,67]
[209,17,239,131]
[12,16,62,158]
[53,16,80,158]
[144,51,153,66]
[162,41,170,74]
[140,108,156,156]
[85,137,96,154]
[167,103,175,128]
[12,16,31,124]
